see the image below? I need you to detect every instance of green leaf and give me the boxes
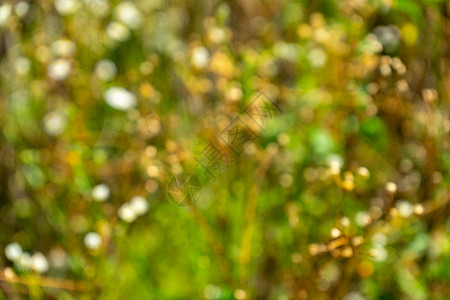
[395,0,425,28]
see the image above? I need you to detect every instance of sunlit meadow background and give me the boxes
[0,0,450,299]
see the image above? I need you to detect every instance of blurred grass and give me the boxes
[0,0,450,299]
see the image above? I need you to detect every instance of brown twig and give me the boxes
[0,270,88,293]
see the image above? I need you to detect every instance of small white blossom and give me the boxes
[51,39,76,57]
[31,252,49,273]
[91,184,110,202]
[273,42,298,62]
[373,25,400,51]
[352,236,364,246]
[370,245,388,262]
[104,87,137,111]
[191,47,209,69]
[15,2,30,18]
[361,34,383,54]
[327,154,343,175]
[208,27,226,44]
[94,59,117,81]
[43,111,67,136]
[357,167,370,178]
[340,217,350,227]
[385,181,397,193]
[5,243,22,261]
[0,4,12,27]
[115,2,141,29]
[130,196,149,216]
[396,200,414,218]
[48,58,71,80]
[86,0,109,17]
[204,284,222,299]
[355,211,371,227]
[118,203,137,223]
[379,64,391,77]
[84,232,102,250]
[107,22,130,41]
[414,204,424,215]
[55,0,80,15]
[329,161,340,176]
[343,291,366,300]
[331,228,341,238]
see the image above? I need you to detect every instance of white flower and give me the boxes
[385,181,397,193]
[330,228,341,238]
[115,2,141,29]
[84,232,102,250]
[361,34,383,54]
[55,0,80,15]
[86,0,109,17]
[396,200,414,218]
[355,211,371,227]
[329,161,340,175]
[273,42,298,62]
[191,46,209,69]
[343,291,366,300]
[104,87,137,111]
[15,2,30,18]
[107,22,130,41]
[130,196,149,216]
[31,252,49,273]
[118,203,137,223]
[5,243,22,261]
[352,236,364,246]
[327,154,343,175]
[0,4,12,27]
[370,245,388,262]
[357,167,370,178]
[51,39,76,57]
[43,111,67,136]
[340,217,350,227]
[379,64,391,77]
[94,59,117,81]
[373,25,400,51]
[208,27,226,44]
[204,284,222,299]
[414,204,424,215]
[91,184,110,202]
[48,58,71,80]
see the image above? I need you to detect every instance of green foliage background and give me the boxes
[0,0,449,299]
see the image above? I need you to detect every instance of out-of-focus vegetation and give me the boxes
[1,0,450,299]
